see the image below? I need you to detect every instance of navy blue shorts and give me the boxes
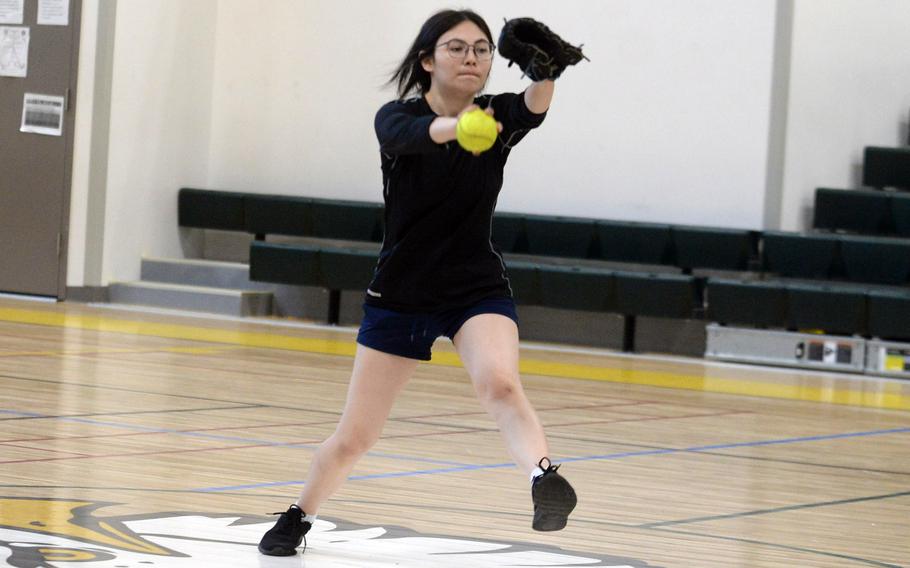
[356,296,519,361]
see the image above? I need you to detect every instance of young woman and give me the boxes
[259,9,576,557]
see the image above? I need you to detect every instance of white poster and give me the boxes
[38,0,69,26]
[0,0,24,25]
[0,25,27,77]
[20,93,65,136]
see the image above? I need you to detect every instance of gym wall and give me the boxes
[66,0,910,288]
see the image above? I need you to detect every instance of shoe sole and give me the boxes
[258,545,298,556]
[533,476,578,532]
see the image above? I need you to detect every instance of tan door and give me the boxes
[0,0,81,298]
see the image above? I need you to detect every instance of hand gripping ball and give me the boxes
[456,109,498,153]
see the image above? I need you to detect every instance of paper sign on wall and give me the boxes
[0,25,28,77]
[0,0,24,25]
[38,0,68,26]
[21,93,65,136]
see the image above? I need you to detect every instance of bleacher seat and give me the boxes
[614,272,697,318]
[706,279,787,328]
[597,220,673,265]
[863,146,910,190]
[246,195,383,241]
[785,283,866,335]
[538,265,615,311]
[310,198,383,242]
[839,235,910,285]
[761,232,838,279]
[505,261,541,305]
[892,193,910,237]
[671,226,754,271]
[867,289,910,341]
[249,241,320,286]
[492,213,527,253]
[245,194,313,237]
[813,188,893,234]
[250,242,374,290]
[318,247,376,290]
[524,214,596,258]
[178,188,246,231]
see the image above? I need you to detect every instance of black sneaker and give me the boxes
[258,504,312,556]
[531,458,577,531]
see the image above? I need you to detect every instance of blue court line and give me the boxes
[556,426,910,464]
[1,409,45,418]
[4,407,908,493]
[195,463,520,492]
[640,489,910,528]
[194,426,910,492]
[195,463,521,493]
[0,408,470,468]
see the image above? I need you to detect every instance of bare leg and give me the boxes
[296,344,418,513]
[453,314,548,475]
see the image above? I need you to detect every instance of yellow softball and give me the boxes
[456,109,498,153]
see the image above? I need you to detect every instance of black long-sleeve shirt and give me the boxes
[366,92,546,312]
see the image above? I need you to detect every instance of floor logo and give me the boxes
[0,497,657,567]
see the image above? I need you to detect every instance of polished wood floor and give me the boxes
[0,297,908,567]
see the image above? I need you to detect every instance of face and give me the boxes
[421,20,492,95]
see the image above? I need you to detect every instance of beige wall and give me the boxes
[68,0,910,287]
[779,0,910,231]
[69,0,218,286]
[206,0,778,229]
[68,0,101,287]
[101,0,218,283]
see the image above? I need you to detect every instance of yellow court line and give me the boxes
[0,346,235,358]
[0,306,908,411]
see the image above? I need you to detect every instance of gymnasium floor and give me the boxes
[0,296,907,567]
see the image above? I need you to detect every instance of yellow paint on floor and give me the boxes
[0,346,234,358]
[0,498,171,555]
[1,306,908,411]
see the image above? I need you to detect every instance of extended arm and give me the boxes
[524,79,554,115]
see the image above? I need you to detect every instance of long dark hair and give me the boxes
[388,9,494,100]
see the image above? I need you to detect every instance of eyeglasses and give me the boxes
[435,39,495,61]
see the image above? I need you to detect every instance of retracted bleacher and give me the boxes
[863,146,910,190]
[813,188,894,235]
[179,188,910,376]
[813,187,910,237]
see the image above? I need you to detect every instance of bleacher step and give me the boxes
[141,257,268,290]
[108,281,273,317]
